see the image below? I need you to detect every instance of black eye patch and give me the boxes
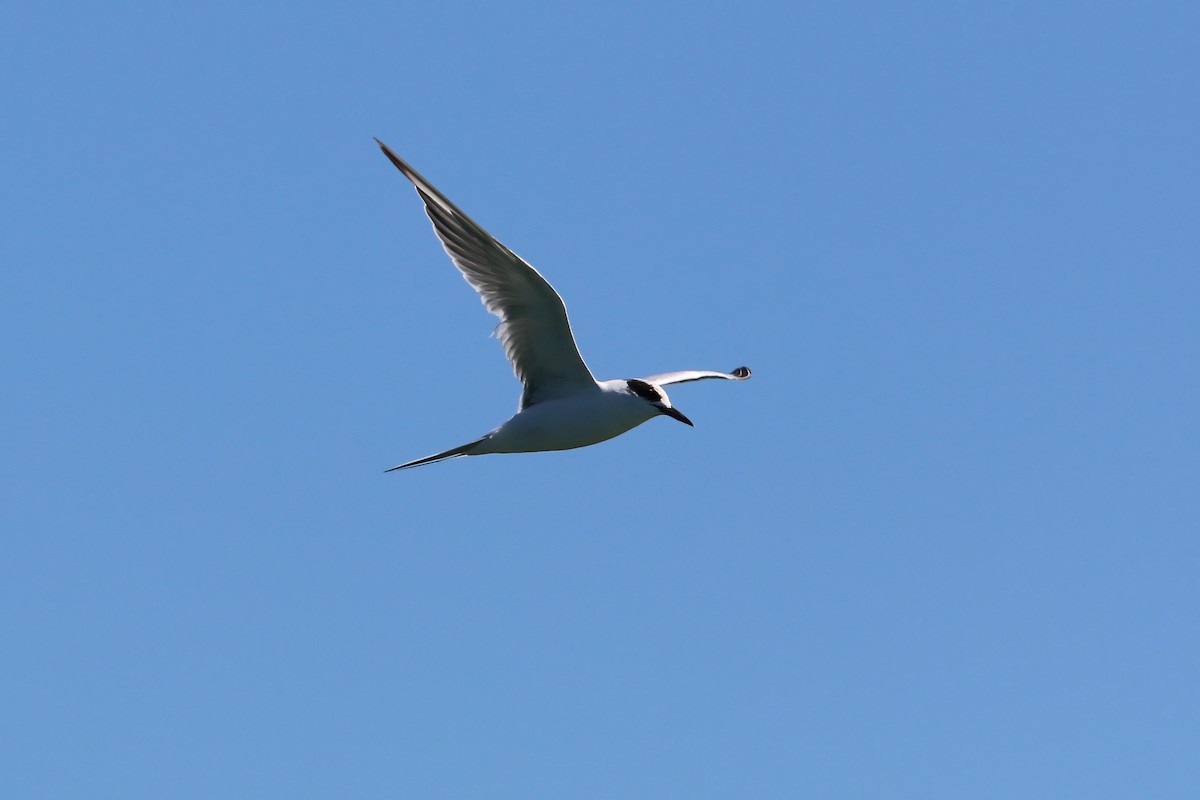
[626,379,661,402]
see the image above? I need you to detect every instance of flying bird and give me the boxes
[376,139,750,471]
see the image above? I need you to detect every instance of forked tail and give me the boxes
[385,435,489,472]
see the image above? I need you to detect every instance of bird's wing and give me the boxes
[376,139,597,409]
[639,366,752,386]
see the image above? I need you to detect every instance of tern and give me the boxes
[376,139,750,471]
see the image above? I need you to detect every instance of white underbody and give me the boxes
[473,381,659,454]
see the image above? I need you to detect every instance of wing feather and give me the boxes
[639,367,752,386]
[376,139,597,409]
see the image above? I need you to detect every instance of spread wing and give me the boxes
[639,367,752,386]
[376,139,598,409]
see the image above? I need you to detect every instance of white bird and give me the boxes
[376,139,750,471]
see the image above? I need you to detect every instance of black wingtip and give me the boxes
[731,366,751,379]
[374,138,404,168]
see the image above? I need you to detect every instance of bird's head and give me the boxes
[625,379,693,427]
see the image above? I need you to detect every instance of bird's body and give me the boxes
[479,382,659,455]
[375,139,750,471]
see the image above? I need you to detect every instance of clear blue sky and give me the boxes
[4,2,1198,797]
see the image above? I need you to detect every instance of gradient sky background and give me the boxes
[4,2,1198,797]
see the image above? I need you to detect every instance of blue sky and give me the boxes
[4,2,1198,797]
